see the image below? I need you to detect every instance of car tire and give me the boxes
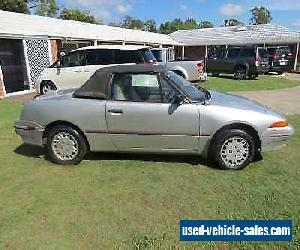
[233,67,246,80]
[210,129,255,170]
[46,125,88,165]
[249,73,258,80]
[40,81,57,95]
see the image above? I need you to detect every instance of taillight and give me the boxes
[272,55,280,60]
[288,53,293,59]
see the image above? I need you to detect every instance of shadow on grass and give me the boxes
[214,74,259,81]
[14,144,45,158]
[14,144,219,169]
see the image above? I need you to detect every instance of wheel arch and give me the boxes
[43,120,90,150]
[234,63,249,72]
[208,122,261,154]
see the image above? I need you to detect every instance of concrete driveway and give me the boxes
[236,86,300,115]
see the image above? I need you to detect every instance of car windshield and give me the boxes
[164,71,210,102]
[139,49,157,63]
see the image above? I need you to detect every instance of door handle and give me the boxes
[108,109,123,114]
[83,69,90,73]
[74,70,82,73]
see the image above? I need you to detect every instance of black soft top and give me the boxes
[73,64,165,100]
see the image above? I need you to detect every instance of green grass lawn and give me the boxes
[0,100,299,249]
[198,75,300,92]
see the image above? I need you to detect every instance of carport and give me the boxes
[0,10,180,99]
[170,24,300,71]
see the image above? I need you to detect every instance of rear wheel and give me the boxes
[210,129,255,170]
[40,81,57,95]
[46,125,88,165]
[248,73,258,80]
[233,66,246,80]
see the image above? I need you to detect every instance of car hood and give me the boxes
[208,91,282,116]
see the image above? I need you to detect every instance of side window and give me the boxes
[208,50,225,59]
[86,49,113,65]
[160,76,180,103]
[61,51,86,67]
[240,48,255,57]
[112,73,162,102]
[114,50,144,64]
[227,49,240,59]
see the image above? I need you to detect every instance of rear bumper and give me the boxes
[257,65,270,74]
[261,125,294,152]
[14,120,45,146]
[269,66,290,72]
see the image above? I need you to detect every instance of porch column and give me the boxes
[294,43,299,71]
[205,45,208,59]
[0,66,4,99]
[182,46,185,60]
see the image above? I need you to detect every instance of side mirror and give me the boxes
[60,52,66,58]
[170,93,183,104]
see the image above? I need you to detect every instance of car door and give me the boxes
[105,72,200,153]
[50,50,88,89]
[224,48,240,73]
[207,49,226,73]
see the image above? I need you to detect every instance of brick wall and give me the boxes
[184,46,206,60]
[50,39,61,63]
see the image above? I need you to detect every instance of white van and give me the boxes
[35,45,157,95]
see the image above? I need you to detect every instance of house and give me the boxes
[0,10,179,98]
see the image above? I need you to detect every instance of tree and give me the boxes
[159,18,186,34]
[35,0,58,17]
[60,8,99,24]
[199,21,214,28]
[184,18,199,29]
[121,15,144,30]
[223,19,244,26]
[250,6,272,25]
[0,0,29,13]
[144,19,157,32]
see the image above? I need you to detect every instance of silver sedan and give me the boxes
[15,65,294,170]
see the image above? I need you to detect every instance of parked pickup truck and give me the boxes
[151,48,203,82]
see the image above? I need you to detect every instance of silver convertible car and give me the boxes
[15,65,294,170]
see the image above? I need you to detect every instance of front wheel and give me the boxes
[210,129,255,170]
[46,125,88,165]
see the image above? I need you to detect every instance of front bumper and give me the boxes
[14,120,45,146]
[261,125,294,152]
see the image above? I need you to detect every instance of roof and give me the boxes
[0,10,179,46]
[170,24,300,46]
[77,45,149,51]
[73,64,165,100]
